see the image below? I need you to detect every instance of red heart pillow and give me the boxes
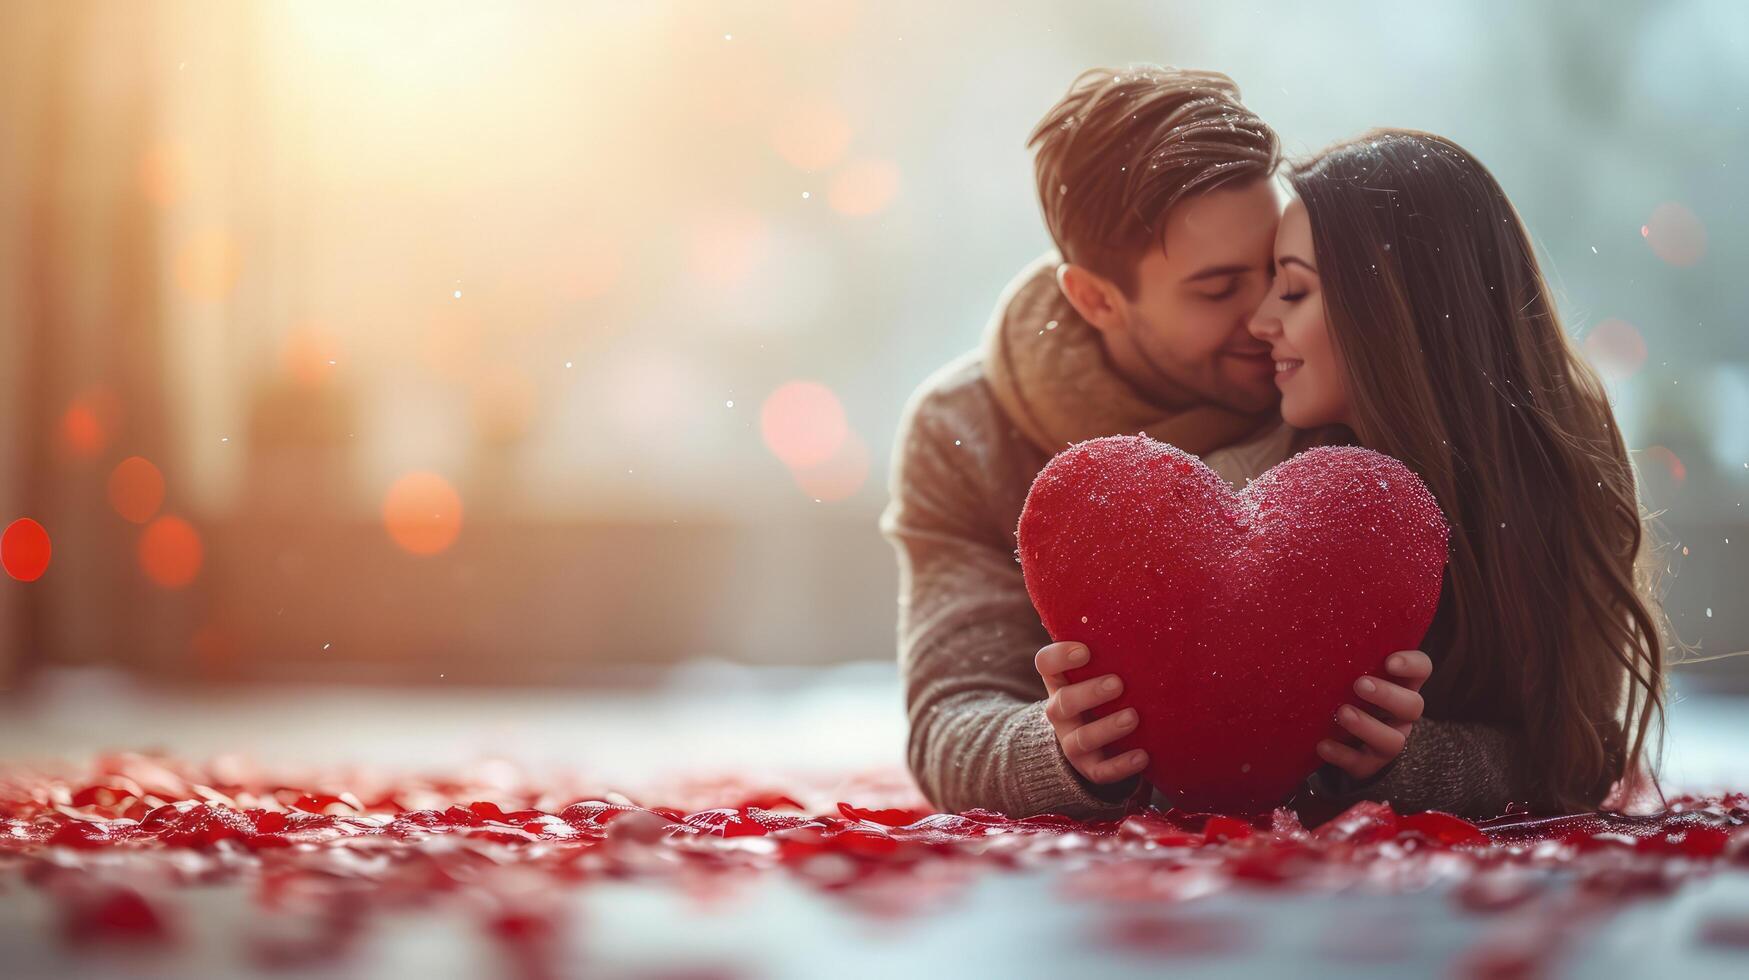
[1017,436,1448,811]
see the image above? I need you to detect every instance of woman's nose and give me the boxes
[1247,305,1280,342]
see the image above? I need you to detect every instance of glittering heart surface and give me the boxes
[1018,437,1449,810]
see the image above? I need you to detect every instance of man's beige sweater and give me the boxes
[879,256,1536,820]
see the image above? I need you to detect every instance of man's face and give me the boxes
[1102,179,1283,414]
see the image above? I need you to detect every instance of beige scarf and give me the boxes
[983,254,1279,457]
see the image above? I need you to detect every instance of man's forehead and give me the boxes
[1167,181,1281,240]
[1148,181,1281,273]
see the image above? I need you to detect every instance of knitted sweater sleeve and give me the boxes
[1304,717,1539,818]
[878,393,1142,819]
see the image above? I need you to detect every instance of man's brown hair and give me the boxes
[1028,66,1280,297]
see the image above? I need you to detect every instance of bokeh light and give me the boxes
[689,210,772,289]
[138,515,204,589]
[173,227,243,302]
[694,30,780,128]
[828,159,900,217]
[547,235,624,302]
[59,388,120,460]
[107,456,166,525]
[469,366,539,445]
[190,621,242,673]
[791,429,872,502]
[1643,445,1687,486]
[1582,318,1648,381]
[138,141,187,209]
[383,472,463,556]
[771,100,853,172]
[60,405,104,458]
[2,518,52,582]
[1643,202,1707,267]
[781,0,861,40]
[1702,366,1749,473]
[280,325,345,387]
[605,352,695,443]
[420,308,487,384]
[761,382,849,470]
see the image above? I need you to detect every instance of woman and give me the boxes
[1247,129,1666,814]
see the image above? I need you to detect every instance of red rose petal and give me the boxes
[1398,811,1487,847]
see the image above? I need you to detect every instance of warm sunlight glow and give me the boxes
[771,100,853,172]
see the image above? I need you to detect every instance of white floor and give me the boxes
[3,660,1745,795]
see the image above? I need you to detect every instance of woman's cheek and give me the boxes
[1314,361,1346,424]
[1289,310,1345,427]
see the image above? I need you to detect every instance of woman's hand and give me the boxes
[1034,642,1149,788]
[1316,649,1432,783]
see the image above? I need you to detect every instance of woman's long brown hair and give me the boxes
[1289,129,1665,813]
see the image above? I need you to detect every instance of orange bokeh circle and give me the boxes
[761,382,849,470]
[139,515,203,589]
[108,456,166,524]
[383,472,463,556]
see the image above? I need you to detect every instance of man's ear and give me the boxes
[1056,263,1127,334]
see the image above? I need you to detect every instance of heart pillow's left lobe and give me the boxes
[1016,436,1449,812]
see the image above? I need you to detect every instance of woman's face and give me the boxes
[1248,195,1351,430]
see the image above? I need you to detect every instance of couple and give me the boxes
[879,66,1665,820]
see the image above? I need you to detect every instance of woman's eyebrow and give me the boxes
[1277,255,1318,275]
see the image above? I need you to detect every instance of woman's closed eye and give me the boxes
[1272,255,1318,303]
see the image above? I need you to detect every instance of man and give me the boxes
[879,66,1292,819]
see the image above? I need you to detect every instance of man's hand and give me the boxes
[1034,642,1148,787]
[1316,649,1433,782]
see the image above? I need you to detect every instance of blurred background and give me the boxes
[0,0,1744,693]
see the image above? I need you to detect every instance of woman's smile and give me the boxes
[1272,354,1304,383]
